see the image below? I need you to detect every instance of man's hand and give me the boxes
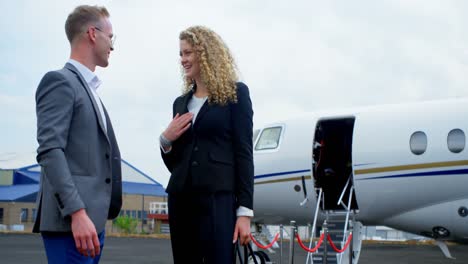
[233,216,251,246]
[71,209,100,258]
[163,112,193,142]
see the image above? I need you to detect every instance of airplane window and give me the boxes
[410,131,427,155]
[255,126,282,150]
[447,129,465,153]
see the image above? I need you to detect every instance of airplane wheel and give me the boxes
[256,251,270,261]
[248,251,266,264]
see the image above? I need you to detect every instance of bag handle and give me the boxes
[234,241,258,264]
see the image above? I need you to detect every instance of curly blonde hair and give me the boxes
[179,26,238,105]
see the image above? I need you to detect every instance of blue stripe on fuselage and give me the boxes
[254,168,468,181]
[255,169,311,179]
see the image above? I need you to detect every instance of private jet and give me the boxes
[250,98,468,263]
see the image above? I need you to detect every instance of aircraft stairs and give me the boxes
[304,188,363,264]
[305,213,362,264]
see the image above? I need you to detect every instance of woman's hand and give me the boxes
[233,216,251,246]
[163,112,193,142]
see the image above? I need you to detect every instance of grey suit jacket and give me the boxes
[33,63,122,233]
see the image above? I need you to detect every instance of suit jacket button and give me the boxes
[105,178,111,184]
[193,146,199,152]
[105,154,110,160]
[191,161,199,166]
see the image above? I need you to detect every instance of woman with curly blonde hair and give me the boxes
[160,25,254,263]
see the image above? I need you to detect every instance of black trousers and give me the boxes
[168,191,236,264]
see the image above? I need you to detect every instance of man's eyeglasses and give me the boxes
[94,26,116,47]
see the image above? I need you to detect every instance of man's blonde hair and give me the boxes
[65,5,109,44]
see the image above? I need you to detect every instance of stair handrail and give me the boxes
[338,185,355,264]
[311,188,323,242]
[343,186,354,238]
[337,174,352,208]
[306,188,323,264]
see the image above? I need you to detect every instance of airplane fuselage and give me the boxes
[253,98,468,243]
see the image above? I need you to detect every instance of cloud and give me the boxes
[1,0,468,186]
[0,73,18,87]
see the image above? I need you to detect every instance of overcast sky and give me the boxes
[1,0,468,186]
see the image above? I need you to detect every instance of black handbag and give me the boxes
[234,241,259,264]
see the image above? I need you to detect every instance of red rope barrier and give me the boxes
[296,233,325,253]
[327,233,353,253]
[249,233,280,250]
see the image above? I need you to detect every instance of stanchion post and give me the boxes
[348,231,353,264]
[348,226,353,264]
[323,220,328,264]
[349,215,355,264]
[289,221,296,264]
[280,224,283,264]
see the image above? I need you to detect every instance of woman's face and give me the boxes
[180,39,200,80]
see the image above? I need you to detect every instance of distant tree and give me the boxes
[114,215,138,234]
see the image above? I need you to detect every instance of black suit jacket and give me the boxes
[162,82,254,209]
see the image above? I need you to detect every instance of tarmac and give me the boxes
[1,233,467,263]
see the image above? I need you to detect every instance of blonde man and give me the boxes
[34,5,121,263]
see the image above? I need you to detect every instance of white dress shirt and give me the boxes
[68,59,107,132]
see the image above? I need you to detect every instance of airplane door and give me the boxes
[312,117,358,210]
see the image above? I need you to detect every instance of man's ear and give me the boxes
[86,26,97,43]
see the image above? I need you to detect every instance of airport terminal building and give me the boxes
[0,153,168,234]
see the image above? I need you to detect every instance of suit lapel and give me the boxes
[176,88,210,128]
[64,63,110,144]
[102,105,120,156]
[185,84,211,128]
[193,100,209,128]
[176,90,193,115]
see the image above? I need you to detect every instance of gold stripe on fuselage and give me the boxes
[354,160,468,175]
[254,175,312,185]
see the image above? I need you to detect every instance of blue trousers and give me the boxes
[42,231,105,264]
[168,191,236,264]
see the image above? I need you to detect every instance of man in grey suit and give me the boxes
[34,5,122,263]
